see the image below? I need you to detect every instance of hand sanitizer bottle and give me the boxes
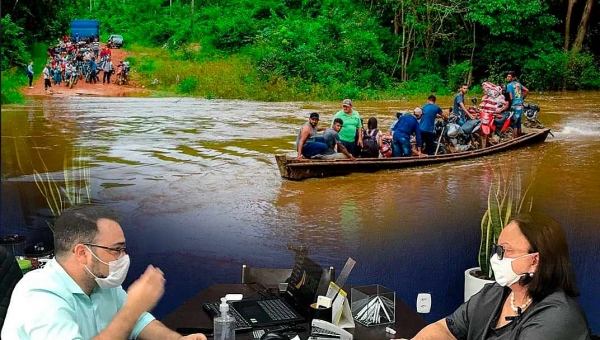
[213,297,236,340]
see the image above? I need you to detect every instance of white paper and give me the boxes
[326,282,355,329]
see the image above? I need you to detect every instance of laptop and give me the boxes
[230,254,326,328]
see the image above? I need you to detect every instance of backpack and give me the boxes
[361,129,380,158]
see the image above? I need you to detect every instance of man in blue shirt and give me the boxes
[2,205,206,340]
[453,84,470,126]
[26,61,34,88]
[506,71,529,138]
[420,95,444,155]
[391,109,423,157]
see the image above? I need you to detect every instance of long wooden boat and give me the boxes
[275,128,551,180]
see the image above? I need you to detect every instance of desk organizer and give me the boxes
[351,284,395,327]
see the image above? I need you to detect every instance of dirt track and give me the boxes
[24,44,148,98]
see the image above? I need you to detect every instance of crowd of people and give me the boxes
[27,33,130,92]
[295,71,529,160]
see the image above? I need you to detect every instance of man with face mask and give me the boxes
[2,205,206,340]
[404,212,591,340]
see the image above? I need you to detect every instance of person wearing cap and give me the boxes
[505,71,529,138]
[391,108,423,157]
[331,99,363,157]
[420,95,444,155]
[295,112,328,159]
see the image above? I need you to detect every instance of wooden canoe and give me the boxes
[275,128,551,180]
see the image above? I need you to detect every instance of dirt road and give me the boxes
[24,44,147,97]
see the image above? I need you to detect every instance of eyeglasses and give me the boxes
[491,243,505,260]
[84,243,127,258]
[491,243,535,260]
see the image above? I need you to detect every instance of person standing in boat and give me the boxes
[331,99,363,157]
[505,71,529,138]
[391,108,424,157]
[420,95,444,155]
[453,84,471,126]
[296,112,328,159]
[323,118,355,160]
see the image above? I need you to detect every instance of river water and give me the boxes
[1,92,599,331]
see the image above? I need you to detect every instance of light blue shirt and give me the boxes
[1,259,155,340]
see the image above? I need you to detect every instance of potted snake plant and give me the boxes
[14,142,91,265]
[464,170,533,301]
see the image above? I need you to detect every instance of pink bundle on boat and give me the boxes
[479,81,505,114]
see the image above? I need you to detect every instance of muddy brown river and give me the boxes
[1,92,599,330]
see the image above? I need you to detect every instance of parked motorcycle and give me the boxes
[479,107,514,146]
[523,102,545,129]
[434,113,483,153]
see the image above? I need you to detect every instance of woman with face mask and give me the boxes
[404,212,592,340]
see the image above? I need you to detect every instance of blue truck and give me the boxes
[71,20,100,40]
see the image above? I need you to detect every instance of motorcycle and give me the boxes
[523,102,545,129]
[478,107,515,146]
[434,112,483,153]
[68,68,79,89]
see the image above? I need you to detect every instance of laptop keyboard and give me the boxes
[257,299,297,321]
[202,302,253,332]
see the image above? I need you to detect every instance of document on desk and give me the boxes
[326,282,355,329]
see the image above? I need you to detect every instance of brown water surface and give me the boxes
[1,92,599,327]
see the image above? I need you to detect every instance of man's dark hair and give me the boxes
[512,212,580,300]
[53,205,121,259]
[428,95,436,102]
[333,118,344,126]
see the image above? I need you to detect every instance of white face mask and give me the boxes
[490,253,533,287]
[84,246,130,289]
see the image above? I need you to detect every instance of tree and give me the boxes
[571,0,593,53]
[0,15,30,71]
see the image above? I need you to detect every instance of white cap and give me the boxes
[219,297,229,314]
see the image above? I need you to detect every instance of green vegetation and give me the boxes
[1,0,599,103]
[479,169,534,279]
[13,135,92,223]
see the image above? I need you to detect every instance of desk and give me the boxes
[162,284,427,339]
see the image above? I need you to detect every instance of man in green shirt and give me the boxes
[331,99,363,157]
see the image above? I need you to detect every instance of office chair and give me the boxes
[0,245,24,332]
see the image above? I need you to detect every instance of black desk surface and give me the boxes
[162,284,427,339]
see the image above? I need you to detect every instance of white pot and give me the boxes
[464,267,494,302]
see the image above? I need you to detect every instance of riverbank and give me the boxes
[24,44,148,98]
[9,43,461,103]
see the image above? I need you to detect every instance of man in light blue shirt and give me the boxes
[2,205,206,340]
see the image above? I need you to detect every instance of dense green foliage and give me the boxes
[2,0,599,103]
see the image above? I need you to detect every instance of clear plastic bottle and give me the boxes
[213,297,236,340]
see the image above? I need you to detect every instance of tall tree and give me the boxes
[571,0,593,53]
[564,0,577,50]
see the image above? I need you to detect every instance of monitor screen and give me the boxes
[286,254,324,315]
